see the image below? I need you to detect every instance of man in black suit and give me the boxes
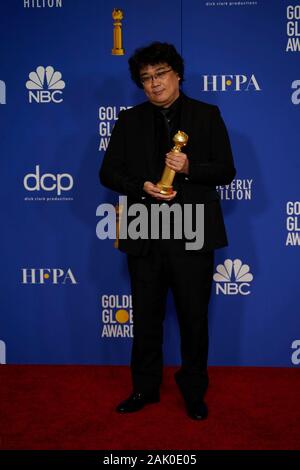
[100,42,236,420]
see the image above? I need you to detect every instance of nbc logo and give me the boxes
[0,80,6,104]
[0,340,6,364]
[213,259,253,295]
[26,66,65,103]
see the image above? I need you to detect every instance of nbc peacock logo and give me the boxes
[213,258,253,295]
[26,66,65,104]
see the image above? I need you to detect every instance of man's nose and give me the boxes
[151,77,160,87]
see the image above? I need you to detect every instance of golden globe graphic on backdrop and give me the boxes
[112,8,125,56]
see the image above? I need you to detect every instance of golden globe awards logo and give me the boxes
[26,66,65,104]
[101,295,133,338]
[286,5,300,52]
[98,106,132,151]
[286,201,300,246]
[213,259,253,295]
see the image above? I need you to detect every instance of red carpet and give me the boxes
[0,366,299,450]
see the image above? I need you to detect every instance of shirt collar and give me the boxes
[151,92,182,115]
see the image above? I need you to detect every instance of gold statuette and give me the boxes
[156,130,189,195]
[112,8,125,56]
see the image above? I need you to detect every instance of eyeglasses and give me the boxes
[140,68,173,86]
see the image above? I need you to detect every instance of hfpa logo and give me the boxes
[202,74,261,92]
[21,268,77,285]
[26,66,65,103]
[213,259,253,295]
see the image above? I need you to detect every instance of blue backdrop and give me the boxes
[1,0,300,367]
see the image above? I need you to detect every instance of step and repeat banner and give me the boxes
[0,0,299,366]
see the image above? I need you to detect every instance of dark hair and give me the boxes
[128,42,184,89]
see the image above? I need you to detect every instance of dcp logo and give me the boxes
[26,66,65,103]
[202,74,261,92]
[0,80,6,104]
[291,80,300,105]
[213,258,253,295]
[24,165,73,195]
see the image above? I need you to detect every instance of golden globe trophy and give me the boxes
[112,8,125,56]
[156,130,189,195]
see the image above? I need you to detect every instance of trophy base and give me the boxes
[112,49,125,55]
[156,183,173,195]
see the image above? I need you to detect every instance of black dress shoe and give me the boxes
[186,400,208,420]
[116,392,160,413]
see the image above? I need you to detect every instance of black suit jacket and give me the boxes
[99,93,236,255]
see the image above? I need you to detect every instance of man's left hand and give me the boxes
[165,151,189,174]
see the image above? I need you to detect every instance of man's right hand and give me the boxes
[143,181,177,201]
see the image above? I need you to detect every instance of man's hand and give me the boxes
[143,181,177,201]
[165,151,189,174]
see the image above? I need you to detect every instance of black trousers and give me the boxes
[127,239,214,404]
